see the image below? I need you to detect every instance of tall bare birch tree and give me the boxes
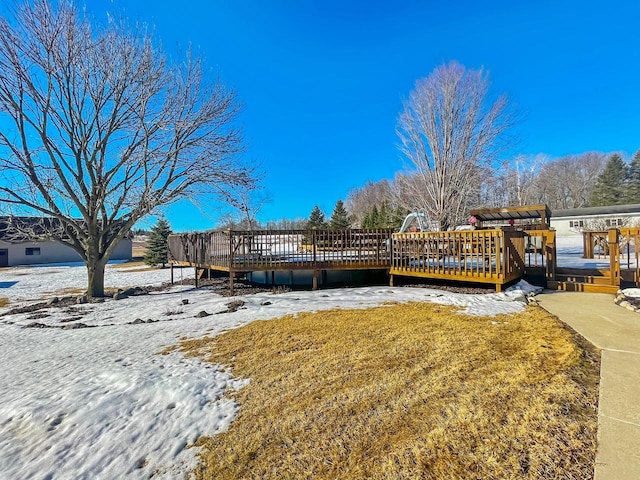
[0,1,250,296]
[396,61,514,230]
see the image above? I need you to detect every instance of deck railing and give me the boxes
[169,227,542,291]
[168,229,394,272]
[389,229,526,288]
[523,229,556,279]
[615,227,640,284]
[582,230,611,259]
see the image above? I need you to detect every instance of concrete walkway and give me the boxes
[537,291,640,480]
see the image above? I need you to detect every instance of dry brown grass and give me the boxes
[132,238,148,258]
[113,266,159,272]
[179,303,599,480]
[108,260,148,268]
[107,259,161,272]
[0,297,9,308]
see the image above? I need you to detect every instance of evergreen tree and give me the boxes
[377,201,390,228]
[626,150,640,204]
[361,211,372,228]
[390,206,409,230]
[306,205,327,229]
[144,218,173,268]
[329,200,351,229]
[590,153,628,206]
[366,205,380,228]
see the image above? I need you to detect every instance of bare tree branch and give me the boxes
[0,0,250,296]
[396,61,516,230]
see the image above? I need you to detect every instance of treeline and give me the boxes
[343,150,640,229]
[216,150,640,232]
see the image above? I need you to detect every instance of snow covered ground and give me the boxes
[0,262,539,479]
[555,236,611,269]
[555,235,638,269]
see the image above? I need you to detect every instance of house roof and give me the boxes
[552,204,640,218]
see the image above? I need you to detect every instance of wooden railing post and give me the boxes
[609,228,620,287]
[545,231,556,280]
[312,229,317,267]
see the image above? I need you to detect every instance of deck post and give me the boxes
[312,229,317,266]
[194,267,199,288]
[546,231,556,280]
[312,269,318,290]
[170,263,174,285]
[229,271,235,295]
[609,229,620,286]
[583,232,590,259]
[389,273,394,287]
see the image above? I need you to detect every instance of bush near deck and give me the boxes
[180,303,599,480]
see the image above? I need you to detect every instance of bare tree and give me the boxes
[0,1,250,296]
[222,182,271,230]
[264,218,307,230]
[481,154,547,207]
[397,61,515,230]
[345,180,393,226]
[532,153,607,209]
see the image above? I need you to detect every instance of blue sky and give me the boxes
[91,1,638,230]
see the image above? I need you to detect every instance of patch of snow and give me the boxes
[0,264,193,303]
[620,288,640,298]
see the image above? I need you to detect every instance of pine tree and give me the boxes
[626,150,640,204]
[377,200,391,228]
[361,210,373,228]
[143,218,173,268]
[306,205,327,229]
[390,206,409,230]
[329,200,351,229]
[365,205,380,228]
[590,153,628,206]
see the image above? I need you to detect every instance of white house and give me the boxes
[0,217,132,267]
[550,204,640,236]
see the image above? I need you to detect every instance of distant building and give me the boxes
[551,204,640,236]
[0,217,132,267]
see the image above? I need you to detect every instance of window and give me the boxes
[569,220,584,228]
[25,247,40,256]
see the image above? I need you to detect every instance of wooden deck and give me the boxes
[168,229,393,291]
[167,205,640,294]
[168,227,546,292]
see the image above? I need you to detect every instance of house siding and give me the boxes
[0,239,132,266]
[551,213,640,236]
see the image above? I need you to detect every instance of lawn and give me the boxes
[180,302,599,479]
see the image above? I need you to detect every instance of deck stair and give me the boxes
[547,267,620,294]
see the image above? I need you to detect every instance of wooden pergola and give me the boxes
[469,204,552,230]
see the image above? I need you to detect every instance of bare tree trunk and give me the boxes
[86,258,107,298]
